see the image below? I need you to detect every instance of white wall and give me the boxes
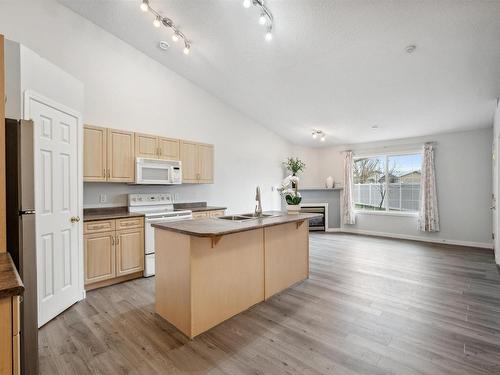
[0,0,291,213]
[316,128,493,248]
[289,144,321,187]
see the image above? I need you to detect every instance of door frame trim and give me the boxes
[23,90,85,305]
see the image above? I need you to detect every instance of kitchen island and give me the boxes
[152,211,319,338]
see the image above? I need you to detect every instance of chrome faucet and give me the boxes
[255,186,262,217]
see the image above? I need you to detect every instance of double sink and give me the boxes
[217,213,279,222]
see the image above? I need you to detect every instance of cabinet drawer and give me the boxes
[209,210,225,218]
[84,220,115,234]
[116,217,144,230]
[192,211,209,219]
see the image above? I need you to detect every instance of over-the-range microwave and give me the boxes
[135,157,182,185]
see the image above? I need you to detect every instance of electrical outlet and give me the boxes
[99,194,107,203]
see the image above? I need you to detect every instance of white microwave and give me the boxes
[135,158,182,185]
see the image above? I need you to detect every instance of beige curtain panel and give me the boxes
[343,151,356,225]
[418,143,440,232]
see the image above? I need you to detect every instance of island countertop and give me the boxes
[0,253,24,299]
[152,211,320,237]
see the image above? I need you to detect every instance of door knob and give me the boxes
[70,216,81,223]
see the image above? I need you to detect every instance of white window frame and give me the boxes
[353,150,422,217]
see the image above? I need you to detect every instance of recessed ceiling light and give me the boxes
[158,41,169,50]
[406,44,417,54]
[371,125,379,129]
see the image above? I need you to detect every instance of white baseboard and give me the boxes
[328,228,494,249]
[325,228,342,233]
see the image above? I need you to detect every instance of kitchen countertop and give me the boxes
[152,211,321,237]
[83,207,145,222]
[0,253,24,299]
[174,202,227,212]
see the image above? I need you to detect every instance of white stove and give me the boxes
[128,193,192,277]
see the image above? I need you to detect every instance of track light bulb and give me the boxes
[172,33,179,42]
[153,16,162,28]
[140,0,149,12]
[183,44,191,55]
[312,133,317,139]
[259,13,267,25]
[243,0,251,8]
[321,135,326,142]
[265,31,273,41]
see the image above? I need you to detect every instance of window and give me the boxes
[353,152,423,213]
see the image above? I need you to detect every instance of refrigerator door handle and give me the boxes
[19,210,36,215]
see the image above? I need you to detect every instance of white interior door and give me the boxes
[25,92,83,327]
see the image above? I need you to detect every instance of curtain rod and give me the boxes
[340,141,437,154]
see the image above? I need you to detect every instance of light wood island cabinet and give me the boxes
[84,217,144,290]
[153,213,317,338]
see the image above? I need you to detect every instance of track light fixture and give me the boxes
[312,130,326,142]
[140,0,149,12]
[242,0,275,42]
[139,1,191,55]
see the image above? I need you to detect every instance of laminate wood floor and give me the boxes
[39,233,500,375]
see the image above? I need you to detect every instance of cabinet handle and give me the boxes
[116,235,120,245]
[103,169,106,177]
[158,147,162,156]
[111,236,115,245]
[107,169,111,178]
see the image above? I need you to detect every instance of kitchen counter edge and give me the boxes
[152,212,320,237]
[0,253,24,299]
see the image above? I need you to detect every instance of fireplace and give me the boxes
[300,204,327,231]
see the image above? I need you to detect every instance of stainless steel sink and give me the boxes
[240,213,275,218]
[217,215,255,222]
[217,213,281,222]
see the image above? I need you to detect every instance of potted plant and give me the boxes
[282,157,306,188]
[278,175,302,213]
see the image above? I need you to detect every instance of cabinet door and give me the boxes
[198,144,214,183]
[107,129,135,182]
[84,231,116,285]
[135,133,158,159]
[83,125,107,182]
[116,228,144,276]
[158,137,180,160]
[180,140,199,183]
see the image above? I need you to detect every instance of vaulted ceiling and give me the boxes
[60,0,500,146]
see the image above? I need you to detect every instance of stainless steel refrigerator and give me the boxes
[6,118,39,375]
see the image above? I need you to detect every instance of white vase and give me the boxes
[325,176,334,189]
[287,204,301,213]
